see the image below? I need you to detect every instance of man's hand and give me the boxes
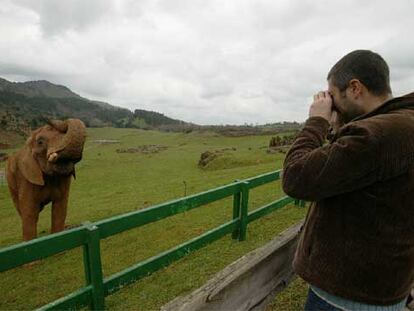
[309,91,333,122]
[329,109,344,134]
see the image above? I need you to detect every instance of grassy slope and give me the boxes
[0,128,307,310]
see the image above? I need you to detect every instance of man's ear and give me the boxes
[19,137,45,186]
[348,79,363,98]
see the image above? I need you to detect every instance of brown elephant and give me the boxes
[6,119,86,241]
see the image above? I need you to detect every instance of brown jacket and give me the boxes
[282,92,414,305]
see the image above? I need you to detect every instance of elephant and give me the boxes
[6,118,86,241]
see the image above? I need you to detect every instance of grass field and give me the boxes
[0,127,308,310]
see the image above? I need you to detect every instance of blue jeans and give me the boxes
[305,288,343,311]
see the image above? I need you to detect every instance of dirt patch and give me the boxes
[269,135,296,148]
[198,148,237,168]
[198,151,218,167]
[116,144,168,154]
[93,140,120,144]
[267,146,289,154]
[267,134,295,154]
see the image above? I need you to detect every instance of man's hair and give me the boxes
[327,50,392,96]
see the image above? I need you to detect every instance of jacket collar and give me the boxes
[351,92,414,122]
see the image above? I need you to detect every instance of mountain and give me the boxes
[0,77,82,99]
[0,77,303,145]
[132,109,188,129]
[0,77,192,140]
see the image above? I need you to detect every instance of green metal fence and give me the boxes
[0,169,305,310]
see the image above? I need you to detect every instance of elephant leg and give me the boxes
[51,177,71,234]
[18,184,40,241]
[16,180,41,241]
[6,163,20,216]
[51,200,68,233]
[9,187,21,216]
[21,209,40,241]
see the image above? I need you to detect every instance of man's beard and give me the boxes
[337,96,365,123]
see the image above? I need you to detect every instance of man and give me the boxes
[282,50,414,310]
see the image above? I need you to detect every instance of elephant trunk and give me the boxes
[47,119,86,163]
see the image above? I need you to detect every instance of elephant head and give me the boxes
[20,118,87,185]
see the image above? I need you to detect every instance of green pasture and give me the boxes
[0,128,307,310]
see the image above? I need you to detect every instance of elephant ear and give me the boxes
[18,144,45,186]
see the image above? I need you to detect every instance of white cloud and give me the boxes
[0,0,413,124]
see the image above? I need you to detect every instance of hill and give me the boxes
[0,77,304,147]
[0,77,82,98]
[131,109,189,130]
[0,77,192,144]
[0,77,133,130]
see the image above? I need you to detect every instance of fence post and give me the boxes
[232,180,241,240]
[83,222,105,310]
[294,199,306,207]
[238,182,250,241]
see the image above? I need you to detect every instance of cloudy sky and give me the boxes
[0,0,413,125]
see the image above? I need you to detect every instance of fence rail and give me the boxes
[0,169,304,310]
